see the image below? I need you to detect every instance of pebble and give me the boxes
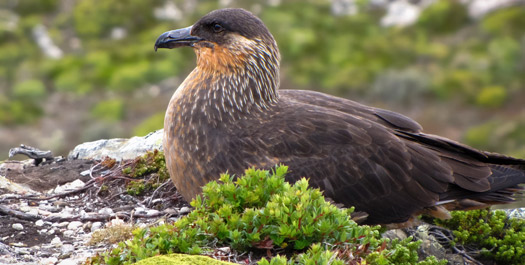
[39,205,60,213]
[146,209,160,216]
[40,257,58,265]
[63,230,75,237]
[15,248,30,255]
[61,244,75,254]
[12,223,24,230]
[54,222,69,228]
[67,221,83,230]
[98,207,114,215]
[28,208,39,217]
[35,220,44,227]
[91,222,102,232]
[53,179,85,194]
[179,206,191,214]
[46,229,55,235]
[50,236,62,246]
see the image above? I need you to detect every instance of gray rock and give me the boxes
[61,244,74,254]
[35,220,44,227]
[62,230,75,238]
[68,130,163,161]
[91,222,102,232]
[67,221,83,230]
[179,206,191,214]
[50,236,62,246]
[382,228,407,241]
[12,223,23,231]
[52,179,85,194]
[503,207,525,219]
[98,207,114,216]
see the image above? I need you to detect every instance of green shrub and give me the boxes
[475,85,507,108]
[133,112,164,136]
[482,7,525,38]
[0,99,43,125]
[435,209,525,264]
[55,69,92,94]
[464,119,525,158]
[417,0,469,34]
[108,61,149,91]
[93,166,443,265]
[90,99,124,122]
[12,79,46,100]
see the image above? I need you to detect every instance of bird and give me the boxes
[154,8,525,225]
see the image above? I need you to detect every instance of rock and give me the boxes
[67,221,83,230]
[40,257,58,265]
[0,161,39,194]
[98,207,114,215]
[503,207,525,219]
[62,230,75,237]
[12,223,23,231]
[179,206,191,214]
[61,244,74,254]
[35,220,44,227]
[381,228,407,241]
[68,130,163,161]
[50,236,62,246]
[146,209,160,216]
[53,179,85,194]
[91,222,102,232]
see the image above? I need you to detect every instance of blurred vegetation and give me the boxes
[0,0,524,157]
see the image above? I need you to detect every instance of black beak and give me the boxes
[154,26,203,51]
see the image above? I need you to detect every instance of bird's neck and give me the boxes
[171,45,280,127]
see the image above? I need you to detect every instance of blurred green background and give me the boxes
[0,0,524,160]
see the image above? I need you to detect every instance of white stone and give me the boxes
[28,208,39,217]
[61,244,75,254]
[12,223,23,230]
[40,257,58,265]
[91,222,102,232]
[63,230,75,237]
[134,207,146,214]
[35,220,44,227]
[53,179,85,194]
[68,130,163,161]
[146,209,160,216]
[67,221,83,230]
[46,229,55,235]
[98,207,114,215]
[179,206,191,214]
[56,222,69,228]
[50,236,62,246]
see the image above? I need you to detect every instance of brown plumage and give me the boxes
[155,8,525,225]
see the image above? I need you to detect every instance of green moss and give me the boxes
[134,253,236,265]
[122,150,169,196]
[91,166,443,265]
[435,209,525,264]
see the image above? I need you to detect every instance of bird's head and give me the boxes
[155,8,280,75]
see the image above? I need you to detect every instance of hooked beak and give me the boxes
[154,26,203,51]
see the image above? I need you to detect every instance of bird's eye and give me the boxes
[212,23,224,33]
